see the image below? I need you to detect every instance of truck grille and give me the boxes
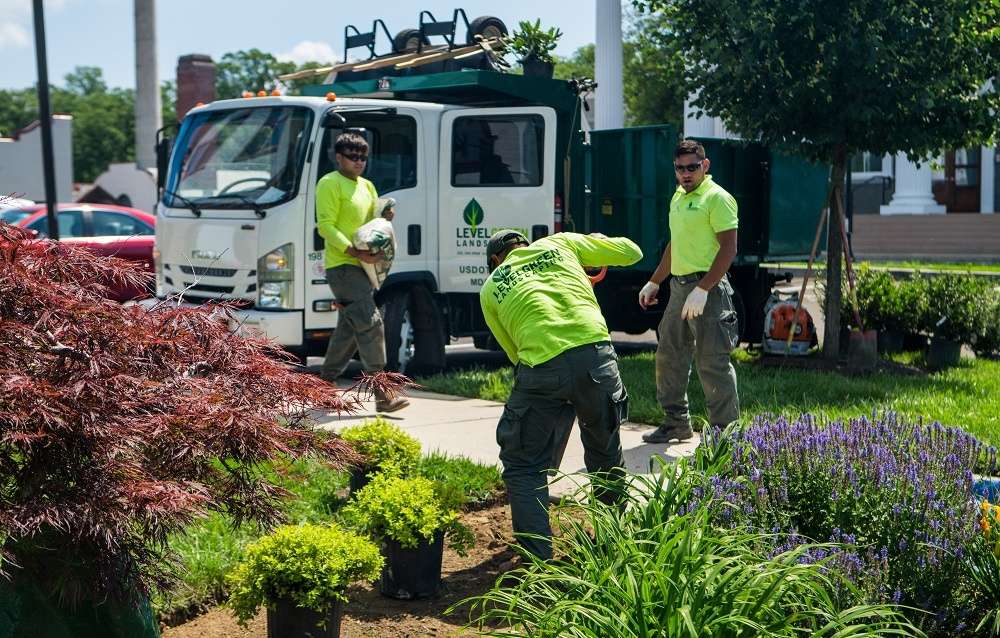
[183,283,235,294]
[178,265,238,277]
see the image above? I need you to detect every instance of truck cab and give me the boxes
[155,76,564,373]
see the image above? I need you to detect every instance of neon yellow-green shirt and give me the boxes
[479,233,642,366]
[316,171,378,269]
[669,175,738,276]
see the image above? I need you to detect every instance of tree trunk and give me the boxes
[822,149,848,361]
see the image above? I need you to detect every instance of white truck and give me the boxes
[153,71,564,374]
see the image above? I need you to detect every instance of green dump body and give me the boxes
[573,125,830,272]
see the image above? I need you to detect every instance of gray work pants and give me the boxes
[497,341,628,560]
[655,274,740,429]
[320,265,387,380]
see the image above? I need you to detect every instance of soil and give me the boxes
[161,503,516,638]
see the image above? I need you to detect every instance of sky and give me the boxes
[0,0,596,90]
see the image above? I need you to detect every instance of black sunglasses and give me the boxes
[674,161,703,173]
[341,152,368,162]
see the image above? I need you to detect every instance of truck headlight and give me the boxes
[257,243,294,309]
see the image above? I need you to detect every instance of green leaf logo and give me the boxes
[463,198,485,230]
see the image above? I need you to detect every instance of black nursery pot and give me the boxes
[379,531,445,600]
[267,599,343,638]
[521,57,554,78]
[927,337,962,370]
[877,329,904,354]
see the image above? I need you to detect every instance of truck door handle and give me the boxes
[532,224,548,241]
[314,228,324,251]
[407,225,421,255]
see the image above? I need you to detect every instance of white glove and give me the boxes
[681,287,709,320]
[638,281,660,309]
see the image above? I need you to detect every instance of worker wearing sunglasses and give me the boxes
[637,138,740,444]
[316,131,408,413]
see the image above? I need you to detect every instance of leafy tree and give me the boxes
[634,0,1000,358]
[282,61,330,95]
[161,80,177,127]
[0,88,37,138]
[622,9,684,127]
[216,48,295,99]
[64,65,107,95]
[553,44,594,81]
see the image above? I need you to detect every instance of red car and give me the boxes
[0,203,156,301]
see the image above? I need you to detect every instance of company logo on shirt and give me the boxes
[490,249,565,304]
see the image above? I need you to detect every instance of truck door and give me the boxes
[304,108,426,338]
[439,107,556,293]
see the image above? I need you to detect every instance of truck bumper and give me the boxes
[132,298,304,347]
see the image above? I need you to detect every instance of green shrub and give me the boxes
[922,273,992,343]
[340,417,421,476]
[343,474,473,554]
[967,502,1000,636]
[416,452,504,511]
[226,523,382,625]
[972,291,1000,358]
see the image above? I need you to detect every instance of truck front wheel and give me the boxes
[380,286,446,376]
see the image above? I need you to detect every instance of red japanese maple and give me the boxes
[0,222,396,601]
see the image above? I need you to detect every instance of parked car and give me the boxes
[0,203,156,301]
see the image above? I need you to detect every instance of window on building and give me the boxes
[451,115,544,187]
[850,152,884,173]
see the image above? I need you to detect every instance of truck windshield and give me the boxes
[167,106,313,208]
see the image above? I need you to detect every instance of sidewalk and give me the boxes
[312,387,701,497]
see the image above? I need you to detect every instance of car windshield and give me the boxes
[167,106,313,208]
[0,208,34,225]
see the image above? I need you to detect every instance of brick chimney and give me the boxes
[176,54,216,123]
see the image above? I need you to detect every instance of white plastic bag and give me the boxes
[352,217,395,290]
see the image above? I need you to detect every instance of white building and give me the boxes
[0,115,74,203]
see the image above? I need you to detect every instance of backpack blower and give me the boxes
[761,291,818,355]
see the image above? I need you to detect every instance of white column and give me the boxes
[981,146,995,213]
[594,0,624,130]
[134,0,161,171]
[683,93,715,137]
[880,154,946,215]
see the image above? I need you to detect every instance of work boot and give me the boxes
[373,386,409,413]
[642,423,693,444]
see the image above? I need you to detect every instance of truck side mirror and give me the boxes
[156,136,172,191]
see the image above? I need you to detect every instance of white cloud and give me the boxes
[0,20,29,48]
[278,40,338,66]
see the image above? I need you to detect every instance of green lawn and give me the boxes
[764,259,1000,274]
[416,351,1000,446]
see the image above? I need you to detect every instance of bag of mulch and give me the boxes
[353,217,395,290]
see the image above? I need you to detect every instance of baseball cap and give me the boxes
[486,229,529,269]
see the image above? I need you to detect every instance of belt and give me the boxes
[672,272,707,285]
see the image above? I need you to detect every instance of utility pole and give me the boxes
[32,0,59,240]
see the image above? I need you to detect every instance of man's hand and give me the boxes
[638,281,660,309]
[681,287,709,320]
[346,246,384,264]
[381,207,395,222]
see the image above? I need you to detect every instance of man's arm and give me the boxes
[638,241,671,309]
[480,293,519,364]
[697,229,737,291]
[565,233,643,267]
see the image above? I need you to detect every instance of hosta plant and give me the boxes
[343,474,473,554]
[0,224,404,603]
[340,417,421,477]
[226,523,382,625]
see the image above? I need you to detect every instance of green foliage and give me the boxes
[622,8,685,127]
[416,451,503,511]
[552,44,594,80]
[215,49,296,100]
[458,455,922,637]
[340,417,421,476]
[343,474,473,554]
[508,19,563,64]
[225,523,382,625]
[973,293,1000,358]
[922,273,994,343]
[968,503,1000,636]
[634,0,1000,164]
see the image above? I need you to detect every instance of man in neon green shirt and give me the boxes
[317,131,407,413]
[481,230,642,560]
[638,139,739,443]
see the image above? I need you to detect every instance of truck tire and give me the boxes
[466,16,508,44]
[393,28,429,53]
[381,286,446,376]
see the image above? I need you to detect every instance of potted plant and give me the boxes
[340,418,421,492]
[508,19,563,78]
[0,224,369,637]
[226,524,383,638]
[923,273,988,369]
[344,474,473,599]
